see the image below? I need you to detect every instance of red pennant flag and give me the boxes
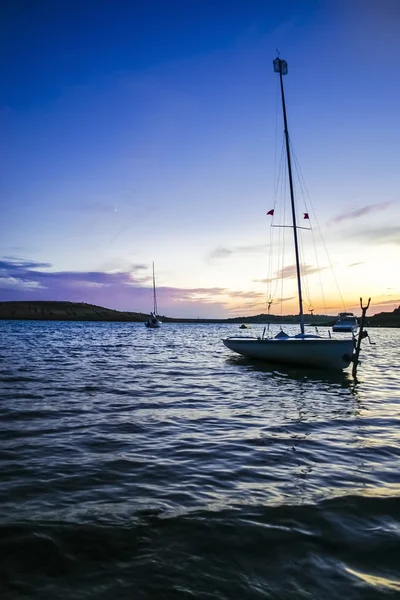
[304,212,309,219]
[267,209,274,216]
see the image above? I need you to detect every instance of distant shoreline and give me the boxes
[0,301,399,328]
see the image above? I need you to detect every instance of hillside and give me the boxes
[0,301,398,326]
[366,306,400,328]
[225,313,336,326]
[0,301,227,323]
[0,301,150,322]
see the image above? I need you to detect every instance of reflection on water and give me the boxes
[227,354,355,385]
[346,568,400,593]
[0,321,399,599]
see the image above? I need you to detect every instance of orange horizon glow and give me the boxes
[224,296,399,318]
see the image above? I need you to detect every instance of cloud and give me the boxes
[73,201,120,213]
[226,290,266,299]
[226,294,296,315]
[275,296,296,304]
[208,246,232,260]
[254,264,327,284]
[374,298,400,306]
[0,256,231,315]
[128,263,148,273]
[0,258,52,270]
[328,201,395,226]
[0,277,45,291]
[0,257,152,305]
[208,244,267,261]
[364,298,400,315]
[165,286,228,304]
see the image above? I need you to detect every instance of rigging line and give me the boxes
[274,148,285,308]
[311,204,347,313]
[268,137,286,305]
[289,140,327,311]
[279,155,287,321]
[289,141,347,312]
[289,144,344,307]
[266,230,274,306]
[288,141,321,313]
[288,135,310,215]
[279,136,311,313]
[295,219,309,306]
[266,299,273,337]
[298,230,313,312]
[272,76,280,203]
[270,135,288,317]
[273,179,281,312]
[267,87,281,307]
[310,222,328,313]
[307,217,328,313]
[268,138,286,311]
[289,153,315,321]
[266,210,274,304]
[267,137,281,303]
[273,136,286,200]
[266,223,273,306]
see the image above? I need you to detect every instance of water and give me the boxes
[0,321,399,599]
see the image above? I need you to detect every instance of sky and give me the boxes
[1,0,399,318]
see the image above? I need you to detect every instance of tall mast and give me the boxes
[152,262,158,315]
[273,57,305,334]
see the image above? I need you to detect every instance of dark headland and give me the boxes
[0,301,399,327]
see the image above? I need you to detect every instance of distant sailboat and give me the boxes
[223,56,358,371]
[145,262,162,328]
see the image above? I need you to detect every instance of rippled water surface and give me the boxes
[1,321,399,599]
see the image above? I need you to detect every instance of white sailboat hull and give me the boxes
[145,319,162,328]
[223,336,355,370]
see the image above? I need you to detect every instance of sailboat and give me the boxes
[223,56,356,370]
[145,262,162,328]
